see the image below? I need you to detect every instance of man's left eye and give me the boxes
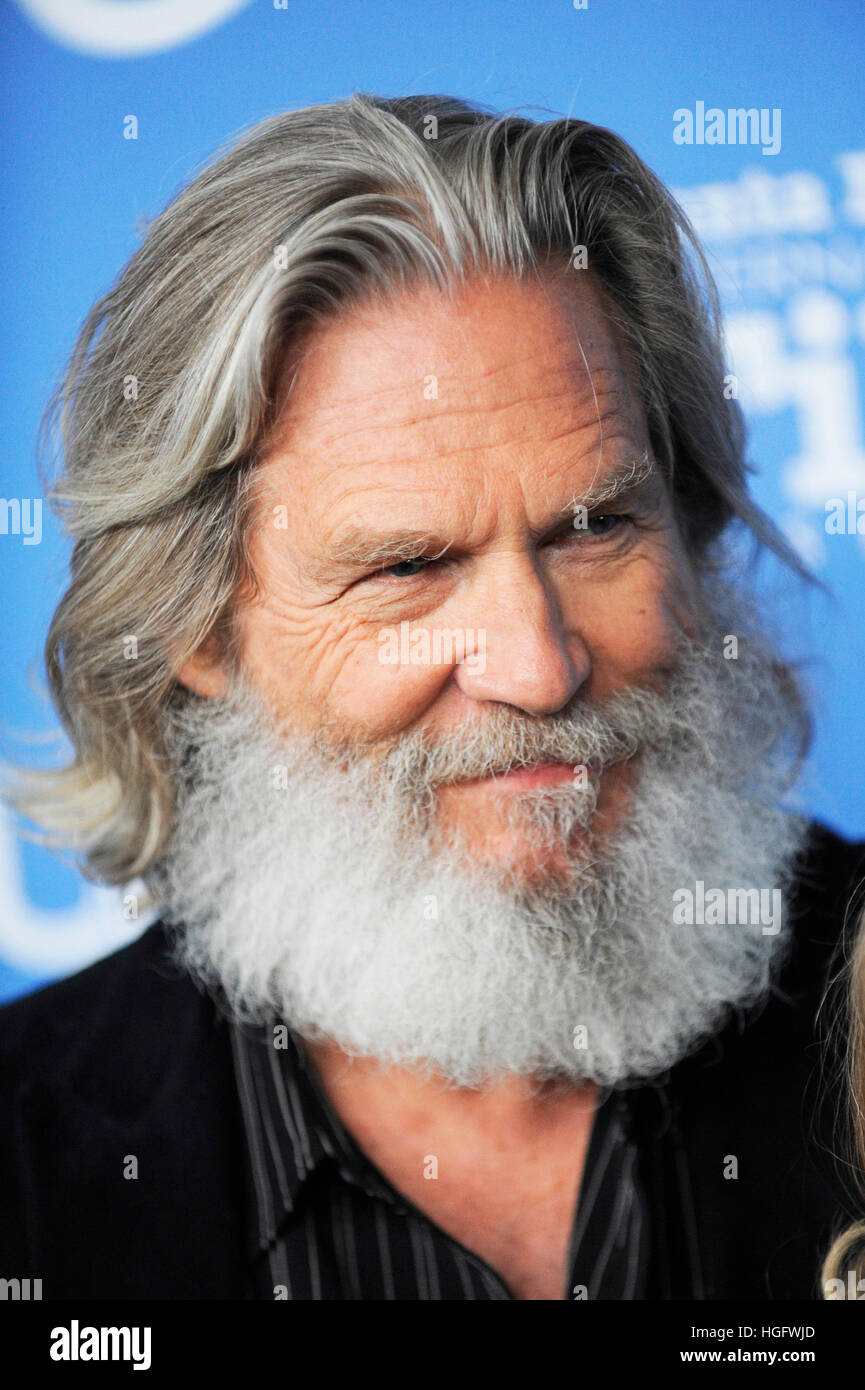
[586,513,622,536]
[378,556,436,579]
[565,513,631,543]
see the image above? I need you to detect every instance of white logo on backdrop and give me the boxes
[674,153,865,567]
[12,0,254,58]
[0,809,146,977]
[726,290,865,506]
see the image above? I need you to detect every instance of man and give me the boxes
[2,93,863,1301]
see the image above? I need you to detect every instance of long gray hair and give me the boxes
[8,92,810,884]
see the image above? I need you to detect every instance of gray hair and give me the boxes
[8,92,810,884]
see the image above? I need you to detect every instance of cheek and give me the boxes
[560,547,691,690]
[324,626,452,735]
[244,598,453,738]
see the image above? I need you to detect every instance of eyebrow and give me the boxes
[560,449,658,515]
[319,451,659,575]
[325,529,455,570]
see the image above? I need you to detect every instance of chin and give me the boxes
[437,766,628,878]
[441,819,598,893]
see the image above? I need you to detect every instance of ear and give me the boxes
[176,637,229,699]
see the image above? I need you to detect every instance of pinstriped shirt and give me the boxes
[229,1018,651,1300]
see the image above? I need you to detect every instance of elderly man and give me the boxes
[2,93,863,1302]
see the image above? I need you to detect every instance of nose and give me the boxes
[452,554,589,715]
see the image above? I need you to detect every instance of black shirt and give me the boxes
[229,1017,651,1300]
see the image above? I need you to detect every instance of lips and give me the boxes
[456,761,583,790]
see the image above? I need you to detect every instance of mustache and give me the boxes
[225,638,709,805]
[373,672,685,794]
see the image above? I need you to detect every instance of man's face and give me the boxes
[183,267,697,874]
[166,268,806,1086]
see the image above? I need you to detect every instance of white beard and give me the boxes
[150,607,809,1088]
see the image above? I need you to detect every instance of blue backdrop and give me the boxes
[2,0,864,1001]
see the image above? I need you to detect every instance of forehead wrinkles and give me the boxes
[271,367,642,480]
[262,278,643,453]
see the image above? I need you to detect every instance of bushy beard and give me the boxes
[150,602,810,1089]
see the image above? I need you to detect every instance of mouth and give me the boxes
[453,761,587,791]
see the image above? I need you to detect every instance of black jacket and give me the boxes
[2,820,864,1300]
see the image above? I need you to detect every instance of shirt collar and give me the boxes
[229,1014,668,1274]
[229,1016,397,1265]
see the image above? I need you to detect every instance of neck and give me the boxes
[303,1037,600,1143]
